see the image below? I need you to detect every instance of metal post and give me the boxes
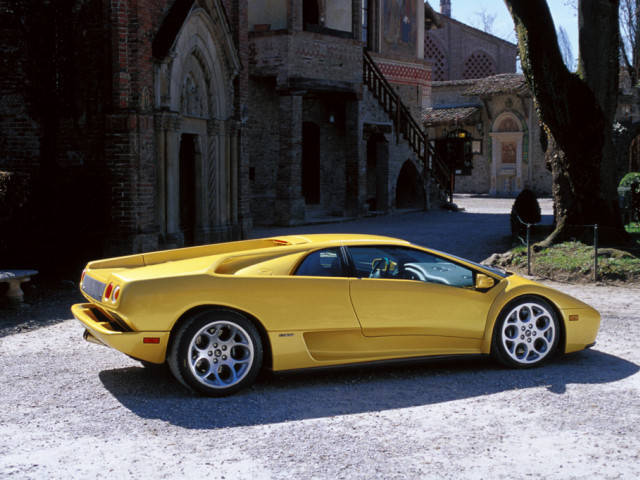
[527,223,531,276]
[593,224,599,282]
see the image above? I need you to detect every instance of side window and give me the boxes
[348,246,475,288]
[294,248,344,277]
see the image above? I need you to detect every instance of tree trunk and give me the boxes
[505,0,632,247]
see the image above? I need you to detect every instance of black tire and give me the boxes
[168,309,263,396]
[491,296,560,368]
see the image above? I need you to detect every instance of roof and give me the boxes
[463,73,529,96]
[422,106,481,126]
[431,74,529,97]
[432,79,479,89]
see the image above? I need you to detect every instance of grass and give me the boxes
[627,222,640,240]
[498,224,640,283]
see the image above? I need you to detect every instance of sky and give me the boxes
[443,0,579,66]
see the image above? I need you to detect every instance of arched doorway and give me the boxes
[302,122,321,205]
[154,5,241,247]
[396,160,425,209]
[490,112,525,196]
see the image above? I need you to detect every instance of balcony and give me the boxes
[249,30,363,95]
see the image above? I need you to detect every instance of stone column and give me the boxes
[155,112,183,248]
[288,0,302,32]
[274,94,306,225]
[344,99,364,217]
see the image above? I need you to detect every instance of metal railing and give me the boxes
[514,215,638,281]
[363,50,451,196]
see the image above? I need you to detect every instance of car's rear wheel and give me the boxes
[168,310,262,396]
[491,297,559,368]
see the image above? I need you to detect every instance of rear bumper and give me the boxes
[72,303,169,364]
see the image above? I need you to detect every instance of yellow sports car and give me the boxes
[72,234,600,396]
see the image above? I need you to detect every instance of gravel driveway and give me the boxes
[1,195,639,479]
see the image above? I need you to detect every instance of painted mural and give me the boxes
[382,0,417,57]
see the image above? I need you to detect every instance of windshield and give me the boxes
[419,247,512,278]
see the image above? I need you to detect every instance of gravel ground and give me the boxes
[1,195,639,479]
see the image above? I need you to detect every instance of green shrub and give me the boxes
[619,172,640,189]
[620,172,640,221]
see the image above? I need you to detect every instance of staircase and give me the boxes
[363,50,451,197]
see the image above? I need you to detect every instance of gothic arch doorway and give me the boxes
[154,4,241,248]
[302,122,321,205]
[396,160,425,209]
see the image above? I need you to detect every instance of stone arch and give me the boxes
[164,8,238,117]
[154,4,240,248]
[489,111,526,196]
[395,160,425,209]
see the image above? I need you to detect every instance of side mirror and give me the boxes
[475,273,495,290]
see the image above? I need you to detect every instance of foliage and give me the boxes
[619,172,640,188]
[620,173,640,221]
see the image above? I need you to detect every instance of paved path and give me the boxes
[254,194,554,262]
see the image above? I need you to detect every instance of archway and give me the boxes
[396,160,425,209]
[490,112,525,196]
[154,4,240,247]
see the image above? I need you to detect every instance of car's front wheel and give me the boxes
[491,297,559,368]
[168,310,263,396]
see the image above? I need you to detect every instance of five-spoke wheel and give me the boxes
[492,297,559,368]
[169,310,262,396]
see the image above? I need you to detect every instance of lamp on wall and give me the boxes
[329,109,335,123]
[476,120,483,134]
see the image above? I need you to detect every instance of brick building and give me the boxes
[423,1,552,196]
[1,0,452,261]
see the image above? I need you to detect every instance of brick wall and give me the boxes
[426,16,516,81]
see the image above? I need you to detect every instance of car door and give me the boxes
[346,245,496,339]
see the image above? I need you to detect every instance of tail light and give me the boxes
[104,283,114,301]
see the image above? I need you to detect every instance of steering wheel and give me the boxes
[369,258,391,278]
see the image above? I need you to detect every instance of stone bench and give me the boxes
[1,270,38,305]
